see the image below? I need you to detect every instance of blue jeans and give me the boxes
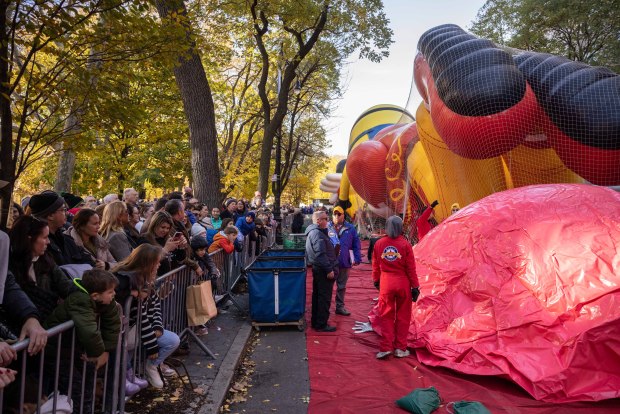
[151,329,180,365]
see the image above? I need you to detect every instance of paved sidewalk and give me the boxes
[125,294,254,414]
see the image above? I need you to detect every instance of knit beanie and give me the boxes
[190,235,209,250]
[29,190,66,219]
[191,222,207,238]
[61,192,84,209]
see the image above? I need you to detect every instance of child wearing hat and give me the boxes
[190,236,221,335]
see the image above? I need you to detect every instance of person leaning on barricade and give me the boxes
[0,227,48,409]
[9,216,77,322]
[0,229,48,362]
[208,226,239,255]
[113,244,180,389]
[43,269,121,409]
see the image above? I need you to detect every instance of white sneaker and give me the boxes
[394,349,410,358]
[145,362,163,388]
[376,351,392,359]
[159,363,176,377]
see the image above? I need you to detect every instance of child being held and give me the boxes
[44,269,121,368]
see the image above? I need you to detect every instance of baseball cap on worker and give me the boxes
[333,206,344,215]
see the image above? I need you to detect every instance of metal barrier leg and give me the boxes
[224,290,247,315]
[179,328,216,359]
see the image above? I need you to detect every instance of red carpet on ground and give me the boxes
[304,241,620,414]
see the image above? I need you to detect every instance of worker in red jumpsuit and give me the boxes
[372,215,420,359]
[416,200,439,241]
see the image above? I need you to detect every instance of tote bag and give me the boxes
[186,282,217,326]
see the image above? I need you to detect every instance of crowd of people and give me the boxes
[0,182,277,412]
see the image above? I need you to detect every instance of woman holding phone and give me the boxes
[138,211,186,276]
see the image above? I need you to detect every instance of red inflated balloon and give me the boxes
[414,53,538,159]
[347,140,389,209]
[403,184,620,403]
[384,124,419,213]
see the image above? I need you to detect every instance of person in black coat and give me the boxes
[291,208,304,234]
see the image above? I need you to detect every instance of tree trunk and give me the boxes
[0,1,14,229]
[53,34,103,194]
[54,146,77,193]
[153,0,221,209]
[54,110,81,193]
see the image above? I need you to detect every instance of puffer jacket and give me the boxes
[44,279,120,357]
[208,232,234,254]
[305,224,338,273]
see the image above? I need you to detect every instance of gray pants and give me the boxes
[335,267,350,310]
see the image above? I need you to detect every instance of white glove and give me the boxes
[352,321,373,334]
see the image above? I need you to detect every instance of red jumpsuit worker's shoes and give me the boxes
[394,349,410,358]
[376,351,392,359]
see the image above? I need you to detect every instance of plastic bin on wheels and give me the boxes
[247,256,307,331]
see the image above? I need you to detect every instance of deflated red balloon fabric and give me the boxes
[406,184,620,403]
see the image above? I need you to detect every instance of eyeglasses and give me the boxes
[318,217,328,221]
[333,212,342,216]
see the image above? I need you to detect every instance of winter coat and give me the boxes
[235,217,256,236]
[0,271,40,339]
[104,229,133,262]
[47,227,95,266]
[291,213,304,234]
[305,224,338,274]
[208,232,235,254]
[137,236,185,276]
[327,222,362,268]
[44,279,120,357]
[65,227,116,269]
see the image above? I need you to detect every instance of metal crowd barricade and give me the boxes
[3,308,125,414]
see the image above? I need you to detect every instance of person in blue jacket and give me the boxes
[235,211,256,239]
[327,206,362,316]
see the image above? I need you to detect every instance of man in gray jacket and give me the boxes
[305,211,338,332]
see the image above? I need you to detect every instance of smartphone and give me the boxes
[172,232,183,240]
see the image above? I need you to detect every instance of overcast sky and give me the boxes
[325,0,487,156]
